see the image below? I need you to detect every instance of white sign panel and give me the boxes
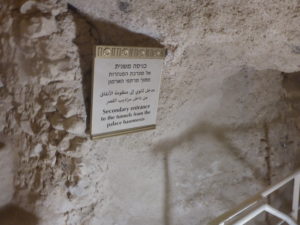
[91,46,165,138]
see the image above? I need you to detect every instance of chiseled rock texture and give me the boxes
[0,1,102,224]
[0,0,300,225]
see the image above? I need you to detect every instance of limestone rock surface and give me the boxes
[1,0,300,225]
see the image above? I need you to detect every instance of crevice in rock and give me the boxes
[263,123,272,186]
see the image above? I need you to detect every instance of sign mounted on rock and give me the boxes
[90,45,165,139]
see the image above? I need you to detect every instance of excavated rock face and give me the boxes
[0,1,102,224]
[0,0,300,225]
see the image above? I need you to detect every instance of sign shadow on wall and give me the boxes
[69,3,164,134]
[152,121,280,225]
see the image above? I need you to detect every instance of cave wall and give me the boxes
[1,0,300,225]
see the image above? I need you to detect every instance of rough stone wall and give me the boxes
[0,0,300,225]
[0,1,99,224]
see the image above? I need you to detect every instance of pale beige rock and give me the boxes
[49,112,65,130]
[63,116,86,134]
[29,143,43,157]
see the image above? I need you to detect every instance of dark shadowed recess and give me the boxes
[0,142,5,151]
[68,3,163,133]
[282,71,300,169]
[0,204,39,225]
